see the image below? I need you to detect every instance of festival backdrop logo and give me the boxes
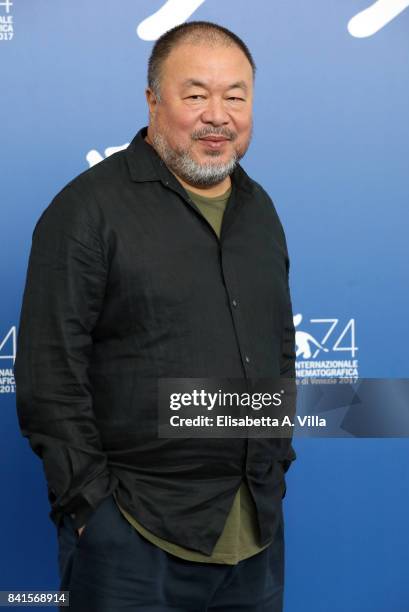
[1,326,16,394]
[348,0,409,38]
[294,314,359,379]
[0,0,14,42]
[136,0,206,41]
[86,143,129,167]
[134,0,409,41]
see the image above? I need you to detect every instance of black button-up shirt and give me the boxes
[14,127,296,555]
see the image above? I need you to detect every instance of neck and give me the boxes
[144,133,232,198]
[174,174,231,198]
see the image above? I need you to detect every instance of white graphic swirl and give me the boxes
[137,0,206,41]
[86,143,129,168]
[348,0,409,38]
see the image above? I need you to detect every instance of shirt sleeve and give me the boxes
[280,252,296,379]
[14,183,118,529]
[279,229,297,475]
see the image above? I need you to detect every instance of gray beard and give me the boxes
[152,132,240,187]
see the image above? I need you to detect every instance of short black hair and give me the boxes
[147,21,256,99]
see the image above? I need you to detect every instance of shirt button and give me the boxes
[245,355,250,364]
[232,299,238,308]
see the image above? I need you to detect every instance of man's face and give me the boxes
[146,41,254,187]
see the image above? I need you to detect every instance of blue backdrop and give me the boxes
[2,1,409,610]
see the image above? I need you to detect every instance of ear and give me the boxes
[145,87,158,119]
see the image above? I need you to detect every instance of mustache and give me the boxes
[191,127,237,141]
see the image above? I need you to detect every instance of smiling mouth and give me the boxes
[198,137,230,149]
[200,136,230,141]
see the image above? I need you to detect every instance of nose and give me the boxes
[200,96,229,126]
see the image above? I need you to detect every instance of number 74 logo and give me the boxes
[0,326,16,363]
[294,315,358,359]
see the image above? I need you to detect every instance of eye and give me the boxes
[187,95,206,100]
[228,96,245,102]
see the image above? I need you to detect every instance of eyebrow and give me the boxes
[181,79,248,93]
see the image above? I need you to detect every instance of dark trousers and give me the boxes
[57,494,285,611]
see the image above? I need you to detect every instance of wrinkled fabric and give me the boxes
[57,493,285,612]
[14,127,296,556]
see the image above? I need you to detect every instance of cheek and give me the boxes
[229,106,251,129]
[159,113,198,149]
[164,106,197,133]
[236,112,252,132]
[234,117,252,141]
[233,118,252,155]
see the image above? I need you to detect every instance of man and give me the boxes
[14,21,296,611]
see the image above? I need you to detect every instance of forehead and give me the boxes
[160,41,253,88]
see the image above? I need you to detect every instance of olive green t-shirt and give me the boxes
[115,184,271,564]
